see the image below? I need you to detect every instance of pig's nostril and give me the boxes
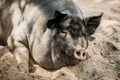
[83,53,85,56]
[76,52,80,56]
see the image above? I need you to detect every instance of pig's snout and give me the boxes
[74,45,86,60]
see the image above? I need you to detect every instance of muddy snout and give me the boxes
[73,45,86,60]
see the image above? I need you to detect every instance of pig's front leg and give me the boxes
[12,41,29,73]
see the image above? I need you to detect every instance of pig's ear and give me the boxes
[47,19,55,29]
[85,13,103,35]
[54,10,68,20]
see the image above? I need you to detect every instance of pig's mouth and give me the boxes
[67,55,82,62]
[63,52,81,65]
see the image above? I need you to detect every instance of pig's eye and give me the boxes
[60,31,67,37]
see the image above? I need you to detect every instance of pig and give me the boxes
[7,0,103,72]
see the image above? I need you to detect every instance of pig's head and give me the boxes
[46,10,103,69]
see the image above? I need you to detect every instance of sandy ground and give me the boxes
[0,0,120,80]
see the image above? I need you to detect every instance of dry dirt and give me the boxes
[0,0,120,80]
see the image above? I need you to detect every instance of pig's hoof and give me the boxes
[17,63,28,73]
